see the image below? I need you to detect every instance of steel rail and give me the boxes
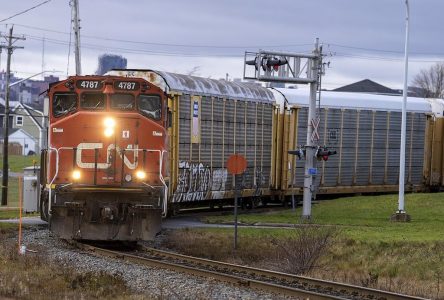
[73,242,345,300]
[140,246,427,300]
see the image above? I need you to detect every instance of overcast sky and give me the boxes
[0,0,443,89]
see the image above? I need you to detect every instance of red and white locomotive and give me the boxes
[40,75,168,241]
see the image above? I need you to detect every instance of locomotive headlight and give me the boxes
[104,117,116,128]
[104,127,114,137]
[104,117,116,137]
[135,170,146,180]
[72,170,81,180]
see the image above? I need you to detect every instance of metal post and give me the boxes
[233,174,238,250]
[72,0,82,75]
[393,0,411,221]
[301,39,320,219]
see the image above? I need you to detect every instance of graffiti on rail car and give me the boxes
[173,161,228,202]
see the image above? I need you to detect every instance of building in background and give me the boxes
[96,54,127,75]
[0,71,59,108]
[0,128,37,155]
[332,79,424,97]
[0,100,45,155]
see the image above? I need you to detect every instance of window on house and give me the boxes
[16,116,23,126]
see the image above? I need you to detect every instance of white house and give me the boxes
[8,128,37,155]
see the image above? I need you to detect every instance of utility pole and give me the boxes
[72,0,82,75]
[41,37,45,79]
[0,26,25,206]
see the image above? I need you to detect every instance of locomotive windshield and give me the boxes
[80,93,105,110]
[110,93,135,110]
[53,93,77,117]
[138,95,161,120]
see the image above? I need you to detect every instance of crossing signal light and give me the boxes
[246,55,287,72]
[263,57,287,71]
[315,147,337,161]
[288,148,305,160]
[246,57,260,71]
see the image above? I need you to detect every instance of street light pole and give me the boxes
[392,0,411,222]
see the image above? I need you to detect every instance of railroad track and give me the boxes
[73,242,427,300]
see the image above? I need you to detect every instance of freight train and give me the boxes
[41,69,444,241]
[108,69,444,211]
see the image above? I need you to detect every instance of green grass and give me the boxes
[170,195,444,298]
[0,177,20,208]
[203,193,444,242]
[0,210,21,219]
[0,177,38,223]
[0,155,39,173]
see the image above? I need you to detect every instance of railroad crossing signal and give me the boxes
[289,146,337,162]
[315,146,337,161]
[311,117,320,142]
[244,39,325,220]
[243,50,318,84]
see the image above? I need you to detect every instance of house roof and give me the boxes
[12,103,44,129]
[0,128,20,139]
[333,79,401,95]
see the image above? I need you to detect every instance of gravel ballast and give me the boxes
[19,226,293,299]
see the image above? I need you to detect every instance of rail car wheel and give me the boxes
[167,204,180,217]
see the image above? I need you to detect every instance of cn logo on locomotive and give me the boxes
[76,142,138,169]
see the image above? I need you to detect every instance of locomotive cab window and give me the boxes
[53,93,77,117]
[110,94,135,110]
[80,93,105,110]
[138,95,162,120]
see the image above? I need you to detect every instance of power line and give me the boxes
[0,1,52,23]
[332,52,444,63]
[326,42,444,56]
[25,35,248,57]
[22,33,444,62]
[11,23,313,49]
[10,23,444,57]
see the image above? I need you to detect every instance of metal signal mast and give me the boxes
[244,39,334,219]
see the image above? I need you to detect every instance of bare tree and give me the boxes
[412,62,444,98]
[187,66,201,76]
[271,226,338,275]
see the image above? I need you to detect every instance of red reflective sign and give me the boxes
[227,154,247,175]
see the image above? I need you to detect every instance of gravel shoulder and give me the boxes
[18,226,293,300]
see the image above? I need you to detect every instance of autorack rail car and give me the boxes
[40,75,168,241]
[108,69,277,212]
[271,88,444,197]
